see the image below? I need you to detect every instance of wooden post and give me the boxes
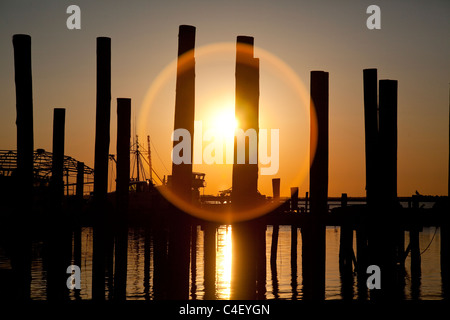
[270,178,280,268]
[93,36,111,205]
[231,35,260,300]
[379,80,398,207]
[12,33,33,300]
[369,79,399,300]
[203,223,216,299]
[339,193,354,272]
[92,36,111,301]
[113,98,131,300]
[115,98,131,214]
[291,223,298,299]
[302,70,328,300]
[363,69,379,206]
[76,161,84,204]
[272,178,280,201]
[172,25,196,203]
[13,34,34,206]
[441,86,450,298]
[51,108,66,210]
[291,187,299,212]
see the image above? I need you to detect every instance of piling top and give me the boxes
[13,34,31,42]
[179,25,196,32]
[237,36,254,46]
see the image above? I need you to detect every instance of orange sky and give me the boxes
[0,0,449,197]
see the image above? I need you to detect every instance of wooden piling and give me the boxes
[172,25,196,203]
[13,34,34,205]
[113,98,131,300]
[51,108,66,209]
[363,69,379,205]
[232,35,259,210]
[76,161,84,204]
[369,79,399,300]
[291,187,299,212]
[93,37,111,205]
[203,223,216,299]
[302,70,328,300]
[270,178,280,268]
[441,87,450,298]
[12,34,33,300]
[339,193,354,273]
[92,37,111,301]
[115,98,131,214]
[379,79,398,207]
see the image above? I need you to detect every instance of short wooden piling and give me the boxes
[339,193,354,273]
[204,223,216,299]
[270,178,280,268]
[51,108,66,209]
[291,187,299,212]
[76,161,84,204]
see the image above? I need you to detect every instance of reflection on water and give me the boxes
[0,225,443,300]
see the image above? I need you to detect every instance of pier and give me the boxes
[0,25,448,302]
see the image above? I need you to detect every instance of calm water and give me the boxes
[2,225,441,300]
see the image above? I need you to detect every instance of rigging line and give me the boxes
[149,136,170,174]
[420,226,439,256]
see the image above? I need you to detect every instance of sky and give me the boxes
[0,0,449,197]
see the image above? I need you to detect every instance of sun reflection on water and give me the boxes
[215,225,232,299]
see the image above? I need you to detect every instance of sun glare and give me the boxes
[213,111,238,139]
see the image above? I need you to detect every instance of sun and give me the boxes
[212,110,238,139]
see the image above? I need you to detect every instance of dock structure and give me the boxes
[2,28,449,303]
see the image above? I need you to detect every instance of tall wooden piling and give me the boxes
[115,98,131,214]
[231,35,261,300]
[51,108,66,209]
[441,86,450,297]
[167,25,196,300]
[232,35,260,209]
[92,36,111,301]
[113,98,131,300]
[363,69,379,205]
[13,34,34,204]
[172,25,196,203]
[369,79,399,300]
[12,34,34,300]
[302,70,328,300]
[379,80,398,207]
[93,37,111,204]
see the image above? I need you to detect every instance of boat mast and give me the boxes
[147,135,153,183]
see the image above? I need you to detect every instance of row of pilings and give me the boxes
[5,25,450,301]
